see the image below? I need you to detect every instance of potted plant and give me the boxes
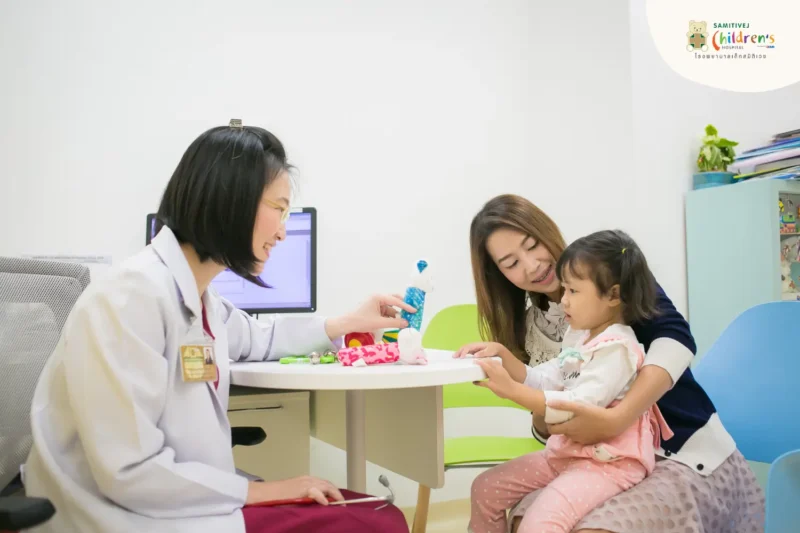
[693,124,739,189]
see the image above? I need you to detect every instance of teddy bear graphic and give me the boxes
[686,20,709,52]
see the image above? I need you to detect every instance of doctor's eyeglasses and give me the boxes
[263,198,291,224]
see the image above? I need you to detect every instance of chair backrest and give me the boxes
[765,449,800,533]
[0,257,90,489]
[692,301,800,464]
[422,304,528,410]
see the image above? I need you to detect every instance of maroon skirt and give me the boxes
[242,489,409,533]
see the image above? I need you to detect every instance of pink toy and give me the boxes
[337,343,400,367]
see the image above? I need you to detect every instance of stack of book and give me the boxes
[730,128,800,181]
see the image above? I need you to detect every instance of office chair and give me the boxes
[0,257,90,530]
[0,256,265,530]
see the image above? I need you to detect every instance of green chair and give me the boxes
[411,304,544,533]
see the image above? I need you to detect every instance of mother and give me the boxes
[459,194,764,533]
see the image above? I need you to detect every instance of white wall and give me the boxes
[2,0,797,510]
[0,0,635,325]
[627,0,800,317]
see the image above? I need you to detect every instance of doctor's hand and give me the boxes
[247,476,344,506]
[325,294,416,339]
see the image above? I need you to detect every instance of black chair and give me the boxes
[0,498,56,532]
[231,427,267,447]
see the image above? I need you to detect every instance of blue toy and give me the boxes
[400,260,430,331]
[397,260,433,365]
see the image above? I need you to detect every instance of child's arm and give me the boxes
[523,359,563,392]
[542,343,638,425]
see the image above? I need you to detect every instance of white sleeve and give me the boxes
[64,272,248,518]
[523,359,564,391]
[543,343,638,424]
[220,298,342,362]
[643,337,694,386]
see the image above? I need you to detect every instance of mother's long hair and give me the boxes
[469,195,566,363]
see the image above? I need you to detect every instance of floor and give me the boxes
[401,499,471,533]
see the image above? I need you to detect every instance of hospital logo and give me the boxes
[686,20,776,59]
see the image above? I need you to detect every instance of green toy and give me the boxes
[279,352,336,365]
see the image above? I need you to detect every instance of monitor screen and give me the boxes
[146,209,317,314]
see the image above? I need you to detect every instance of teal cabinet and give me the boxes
[686,179,800,359]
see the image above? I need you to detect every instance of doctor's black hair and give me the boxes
[555,229,659,324]
[156,124,291,287]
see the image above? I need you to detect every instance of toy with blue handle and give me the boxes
[401,260,430,331]
[398,260,432,365]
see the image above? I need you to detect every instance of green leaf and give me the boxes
[705,124,718,136]
[717,138,739,147]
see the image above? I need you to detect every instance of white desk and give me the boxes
[230,349,491,493]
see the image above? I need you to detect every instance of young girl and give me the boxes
[467,229,673,533]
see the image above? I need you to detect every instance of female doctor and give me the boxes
[23,122,412,533]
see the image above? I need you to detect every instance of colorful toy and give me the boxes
[400,260,430,331]
[397,260,432,365]
[336,260,432,367]
[381,329,399,343]
[279,354,336,365]
[280,351,337,365]
[337,343,400,366]
[344,331,376,348]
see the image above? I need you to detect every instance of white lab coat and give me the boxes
[23,227,339,533]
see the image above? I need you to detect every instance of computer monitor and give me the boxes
[145,209,317,314]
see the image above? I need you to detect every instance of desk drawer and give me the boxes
[227,391,310,482]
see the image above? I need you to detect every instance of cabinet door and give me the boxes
[228,393,310,482]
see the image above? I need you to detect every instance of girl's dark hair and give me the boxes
[156,124,290,287]
[556,229,659,324]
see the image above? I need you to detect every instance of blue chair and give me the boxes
[692,301,800,532]
[765,450,800,533]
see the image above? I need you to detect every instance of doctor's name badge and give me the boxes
[180,344,217,382]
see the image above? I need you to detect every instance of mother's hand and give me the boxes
[545,400,625,445]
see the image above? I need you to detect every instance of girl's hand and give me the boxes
[456,341,528,384]
[544,400,625,445]
[454,341,510,360]
[474,359,518,399]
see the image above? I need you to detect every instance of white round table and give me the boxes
[230,349,493,492]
